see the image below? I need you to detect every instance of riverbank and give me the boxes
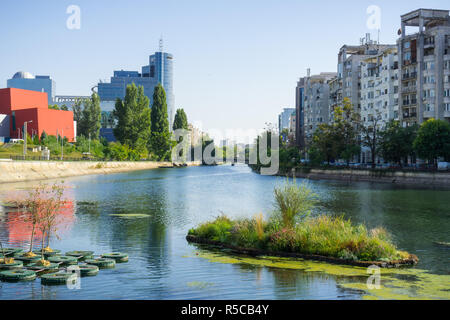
[0,160,202,184]
[274,167,450,187]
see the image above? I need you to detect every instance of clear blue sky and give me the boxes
[0,0,448,141]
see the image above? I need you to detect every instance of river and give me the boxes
[0,165,449,300]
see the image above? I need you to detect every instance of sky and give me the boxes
[1,0,449,142]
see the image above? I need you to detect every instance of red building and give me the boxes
[0,88,75,142]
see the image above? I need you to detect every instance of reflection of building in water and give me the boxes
[0,188,75,246]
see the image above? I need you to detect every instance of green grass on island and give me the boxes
[188,180,413,263]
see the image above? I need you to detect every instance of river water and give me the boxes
[0,165,449,300]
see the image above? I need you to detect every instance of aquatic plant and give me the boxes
[272,179,317,228]
[188,181,412,262]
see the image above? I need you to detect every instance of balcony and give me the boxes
[423,111,435,118]
[402,72,417,80]
[402,86,417,93]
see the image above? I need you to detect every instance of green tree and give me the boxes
[360,114,382,169]
[72,99,83,136]
[310,123,338,165]
[333,98,361,165]
[173,108,189,131]
[40,131,48,144]
[150,84,172,161]
[78,93,101,139]
[48,104,59,110]
[413,119,450,166]
[113,83,151,156]
[379,120,417,167]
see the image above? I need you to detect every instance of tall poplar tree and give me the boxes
[150,84,172,160]
[173,108,189,130]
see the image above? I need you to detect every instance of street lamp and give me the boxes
[61,127,69,161]
[23,120,33,159]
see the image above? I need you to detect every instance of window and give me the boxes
[444,89,450,97]
[424,61,435,71]
[445,61,450,70]
[423,89,435,98]
[404,41,410,49]
[445,103,450,111]
[424,76,435,84]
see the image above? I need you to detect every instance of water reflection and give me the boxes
[0,165,449,299]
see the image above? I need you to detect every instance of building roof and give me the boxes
[12,71,35,79]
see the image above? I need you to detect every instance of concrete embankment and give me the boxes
[0,160,201,184]
[286,168,450,187]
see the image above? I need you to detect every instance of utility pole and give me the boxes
[23,122,27,160]
[61,129,64,161]
[23,120,32,160]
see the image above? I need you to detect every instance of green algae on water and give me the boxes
[186,249,450,300]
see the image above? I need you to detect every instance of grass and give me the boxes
[188,215,409,261]
[188,180,411,262]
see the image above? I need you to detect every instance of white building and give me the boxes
[360,47,400,164]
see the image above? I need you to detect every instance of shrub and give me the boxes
[272,180,317,228]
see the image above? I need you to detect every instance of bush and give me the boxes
[272,180,317,228]
[189,183,407,262]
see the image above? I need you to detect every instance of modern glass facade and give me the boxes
[97,51,175,128]
[7,72,55,104]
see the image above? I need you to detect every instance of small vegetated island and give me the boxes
[187,180,418,267]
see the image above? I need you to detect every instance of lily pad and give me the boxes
[109,214,151,219]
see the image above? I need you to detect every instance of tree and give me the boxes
[333,98,361,165]
[72,99,83,136]
[78,93,102,139]
[379,120,417,167]
[22,185,46,257]
[413,119,450,166]
[308,98,360,165]
[173,108,189,131]
[38,184,65,262]
[310,123,338,164]
[361,113,382,169]
[150,84,172,161]
[113,83,151,156]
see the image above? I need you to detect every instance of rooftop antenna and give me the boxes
[159,35,164,52]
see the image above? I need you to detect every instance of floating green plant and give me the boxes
[109,214,151,219]
[186,249,450,300]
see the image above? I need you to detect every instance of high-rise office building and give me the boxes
[295,77,306,148]
[98,47,175,128]
[7,71,55,104]
[397,9,450,126]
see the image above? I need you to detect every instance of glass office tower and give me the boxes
[98,51,175,129]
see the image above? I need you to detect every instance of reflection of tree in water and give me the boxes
[108,181,171,281]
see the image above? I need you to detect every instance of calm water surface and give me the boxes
[0,165,449,300]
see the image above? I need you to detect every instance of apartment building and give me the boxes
[303,71,337,140]
[337,38,395,114]
[397,9,450,126]
[360,47,400,163]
